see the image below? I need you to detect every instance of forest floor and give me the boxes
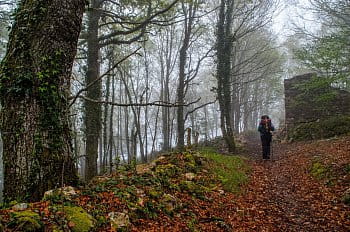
[116,135,350,231]
[1,135,350,231]
[219,135,350,231]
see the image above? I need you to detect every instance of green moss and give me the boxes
[64,206,95,232]
[289,115,350,141]
[9,200,18,207]
[52,225,64,232]
[310,162,328,179]
[200,147,250,193]
[310,160,334,185]
[179,180,196,192]
[155,163,180,177]
[187,217,198,232]
[184,153,196,165]
[9,210,42,231]
[148,189,162,198]
[179,180,209,198]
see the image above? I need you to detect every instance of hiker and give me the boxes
[258,115,275,160]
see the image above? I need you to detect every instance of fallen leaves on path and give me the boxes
[220,136,350,231]
[0,136,349,231]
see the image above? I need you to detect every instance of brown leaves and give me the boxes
[222,135,350,231]
[0,137,349,231]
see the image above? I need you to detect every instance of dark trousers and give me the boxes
[261,134,272,159]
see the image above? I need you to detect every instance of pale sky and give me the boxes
[272,0,320,43]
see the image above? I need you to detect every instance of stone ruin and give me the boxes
[284,73,350,139]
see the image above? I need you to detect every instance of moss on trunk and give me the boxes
[0,0,86,202]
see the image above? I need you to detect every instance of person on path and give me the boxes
[258,115,275,160]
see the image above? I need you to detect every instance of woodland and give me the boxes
[0,0,349,231]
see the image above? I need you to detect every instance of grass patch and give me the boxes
[199,147,250,193]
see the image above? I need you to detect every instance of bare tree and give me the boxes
[82,0,179,180]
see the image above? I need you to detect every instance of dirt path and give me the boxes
[224,136,350,231]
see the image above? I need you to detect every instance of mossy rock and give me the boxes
[8,210,42,231]
[64,206,95,232]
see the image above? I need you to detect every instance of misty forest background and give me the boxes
[0,0,349,203]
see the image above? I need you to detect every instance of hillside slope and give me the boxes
[0,149,249,231]
[1,136,349,231]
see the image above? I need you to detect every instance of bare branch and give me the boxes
[98,0,179,45]
[185,99,217,121]
[69,47,141,107]
[80,96,201,108]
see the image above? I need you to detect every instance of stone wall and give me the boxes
[284,73,350,137]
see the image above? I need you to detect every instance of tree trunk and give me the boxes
[109,75,115,173]
[216,0,236,152]
[160,28,174,151]
[102,61,111,174]
[84,0,102,181]
[0,0,85,202]
[177,2,196,150]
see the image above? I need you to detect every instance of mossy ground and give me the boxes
[7,210,42,231]
[63,206,95,232]
[0,148,250,231]
[289,115,350,141]
[199,147,250,193]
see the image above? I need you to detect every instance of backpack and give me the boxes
[260,118,272,136]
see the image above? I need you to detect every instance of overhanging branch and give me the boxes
[69,47,141,107]
[80,96,201,107]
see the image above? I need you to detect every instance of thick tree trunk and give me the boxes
[84,0,102,181]
[0,0,85,202]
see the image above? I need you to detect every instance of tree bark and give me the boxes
[109,74,115,173]
[0,0,85,202]
[216,0,236,152]
[84,0,102,181]
[159,27,175,151]
[177,2,196,150]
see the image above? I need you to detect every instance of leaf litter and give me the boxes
[0,136,349,231]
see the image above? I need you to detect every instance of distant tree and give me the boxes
[294,0,350,90]
[0,0,16,59]
[215,0,276,150]
[0,0,85,201]
[176,0,200,149]
[82,0,178,180]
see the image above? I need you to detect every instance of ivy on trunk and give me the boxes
[0,0,86,202]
